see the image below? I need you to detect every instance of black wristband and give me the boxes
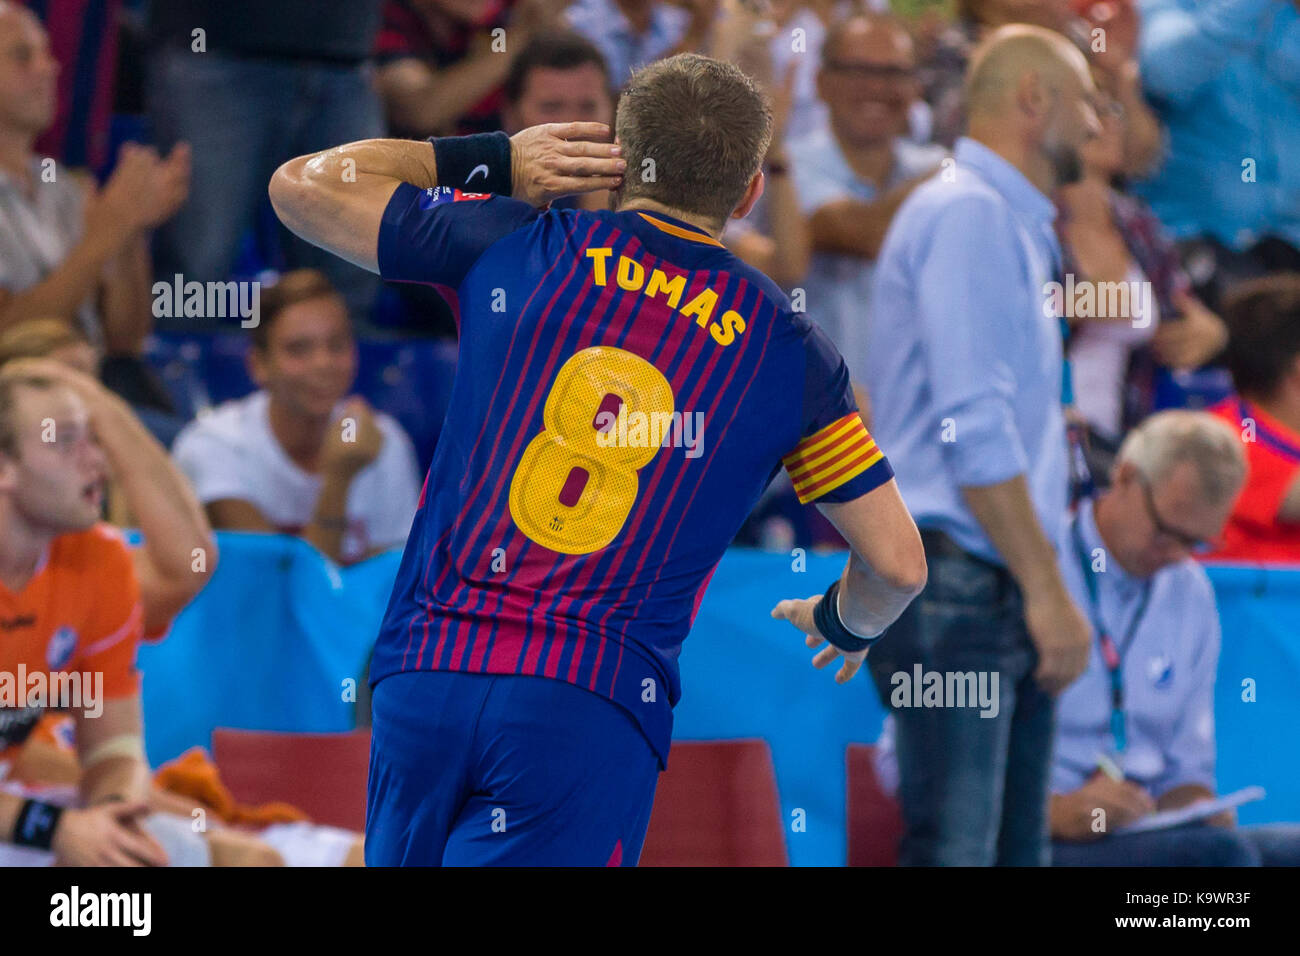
[13,799,63,851]
[429,132,513,195]
[813,580,882,653]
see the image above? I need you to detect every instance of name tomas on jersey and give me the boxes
[584,247,747,347]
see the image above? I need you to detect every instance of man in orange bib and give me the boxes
[0,369,168,865]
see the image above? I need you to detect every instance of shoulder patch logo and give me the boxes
[46,626,78,669]
[1147,655,1174,690]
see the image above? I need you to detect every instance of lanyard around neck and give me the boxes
[1070,508,1152,753]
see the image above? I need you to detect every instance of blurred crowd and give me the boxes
[2,0,1298,561]
[0,0,1299,865]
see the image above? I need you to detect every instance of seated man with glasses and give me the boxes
[874,409,1300,863]
[1048,410,1300,865]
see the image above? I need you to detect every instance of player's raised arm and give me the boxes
[269,138,437,274]
[268,123,626,274]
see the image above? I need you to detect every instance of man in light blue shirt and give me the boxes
[1135,0,1300,302]
[862,25,1098,865]
[1050,410,1300,865]
[789,14,946,388]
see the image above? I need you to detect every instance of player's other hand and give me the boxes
[509,122,626,207]
[321,397,385,479]
[52,802,170,867]
[771,594,868,684]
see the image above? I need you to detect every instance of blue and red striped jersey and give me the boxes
[371,183,893,766]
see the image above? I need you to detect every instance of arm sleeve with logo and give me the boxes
[377,183,542,289]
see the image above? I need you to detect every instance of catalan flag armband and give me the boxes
[783,412,889,505]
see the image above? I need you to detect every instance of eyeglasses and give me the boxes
[1137,475,1217,554]
[823,60,914,82]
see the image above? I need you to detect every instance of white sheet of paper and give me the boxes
[1115,786,1266,834]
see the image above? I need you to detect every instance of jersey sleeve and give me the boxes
[782,322,894,504]
[377,182,542,288]
[72,528,143,699]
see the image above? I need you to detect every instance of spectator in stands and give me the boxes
[146,0,385,319]
[1056,87,1227,459]
[172,270,421,566]
[790,13,944,391]
[925,0,1159,175]
[565,0,717,86]
[0,368,353,865]
[0,370,172,865]
[1070,0,1161,175]
[0,333,215,641]
[712,0,860,145]
[0,317,95,375]
[908,1,970,145]
[1206,274,1300,562]
[502,30,616,212]
[863,26,1097,866]
[376,0,567,138]
[1135,0,1300,311]
[716,10,811,288]
[0,4,189,358]
[0,316,187,448]
[503,30,614,130]
[22,0,122,171]
[1051,412,1300,865]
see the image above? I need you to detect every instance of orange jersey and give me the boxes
[0,524,143,763]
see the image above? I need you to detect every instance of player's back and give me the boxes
[372,188,891,763]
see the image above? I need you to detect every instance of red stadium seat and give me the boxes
[211,728,371,831]
[846,744,902,866]
[638,740,788,866]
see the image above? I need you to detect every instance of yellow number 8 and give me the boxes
[508,346,674,555]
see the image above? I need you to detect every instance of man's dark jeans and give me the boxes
[868,530,1055,865]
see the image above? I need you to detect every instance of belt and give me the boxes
[918,528,1020,602]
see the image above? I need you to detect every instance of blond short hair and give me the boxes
[1117,410,1246,506]
[0,318,89,367]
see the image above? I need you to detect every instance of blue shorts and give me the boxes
[365,670,661,866]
